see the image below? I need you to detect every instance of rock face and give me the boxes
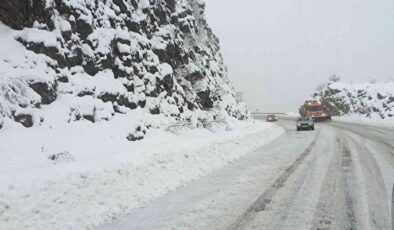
[0,0,249,130]
[315,81,394,119]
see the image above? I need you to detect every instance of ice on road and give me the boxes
[99,118,394,230]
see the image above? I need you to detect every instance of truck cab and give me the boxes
[299,100,331,121]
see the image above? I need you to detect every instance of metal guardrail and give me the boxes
[251,113,297,121]
[252,113,288,115]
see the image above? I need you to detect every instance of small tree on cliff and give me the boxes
[235,91,243,103]
[328,74,341,82]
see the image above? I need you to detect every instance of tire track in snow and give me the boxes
[325,123,394,229]
[348,133,392,230]
[328,122,394,155]
[381,140,394,152]
[227,130,320,230]
[312,136,363,230]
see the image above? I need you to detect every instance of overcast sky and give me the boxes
[205,0,394,112]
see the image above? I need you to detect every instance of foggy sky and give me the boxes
[205,0,394,112]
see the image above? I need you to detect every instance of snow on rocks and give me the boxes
[59,19,72,33]
[0,0,249,135]
[139,0,151,9]
[17,28,58,48]
[315,81,394,121]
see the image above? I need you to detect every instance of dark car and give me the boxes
[266,115,278,122]
[296,116,314,131]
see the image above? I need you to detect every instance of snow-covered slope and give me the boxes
[0,1,275,229]
[0,0,248,134]
[315,81,394,121]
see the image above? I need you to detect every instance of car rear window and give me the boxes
[297,117,310,121]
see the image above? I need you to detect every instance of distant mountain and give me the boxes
[0,0,249,137]
[314,81,394,120]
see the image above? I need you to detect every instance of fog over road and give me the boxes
[99,117,394,230]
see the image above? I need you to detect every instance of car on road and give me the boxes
[266,115,278,122]
[296,116,314,131]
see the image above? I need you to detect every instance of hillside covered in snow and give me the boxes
[314,81,394,121]
[0,0,249,134]
[0,1,272,229]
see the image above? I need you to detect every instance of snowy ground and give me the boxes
[98,118,394,230]
[333,114,394,129]
[0,118,283,230]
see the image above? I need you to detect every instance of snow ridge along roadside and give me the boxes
[0,121,283,230]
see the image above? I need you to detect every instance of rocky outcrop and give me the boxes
[29,81,57,105]
[314,81,394,119]
[0,0,249,132]
[0,0,53,30]
[13,113,34,127]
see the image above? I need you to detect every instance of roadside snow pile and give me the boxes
[0,119,283,229]
[284,112,299,117]
[333,115,394,129]
[315,81,394,121]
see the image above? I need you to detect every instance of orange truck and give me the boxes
[299,100,331,121]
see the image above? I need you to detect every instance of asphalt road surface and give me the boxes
[98,117,394,230]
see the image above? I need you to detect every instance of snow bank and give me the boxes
[333,114,394,129]
[0,119,283,229]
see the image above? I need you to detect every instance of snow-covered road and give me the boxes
[98,118,394,230]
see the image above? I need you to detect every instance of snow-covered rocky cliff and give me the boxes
[0,0,249,136]
[315,81,394,120]
[0,1,276,229]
